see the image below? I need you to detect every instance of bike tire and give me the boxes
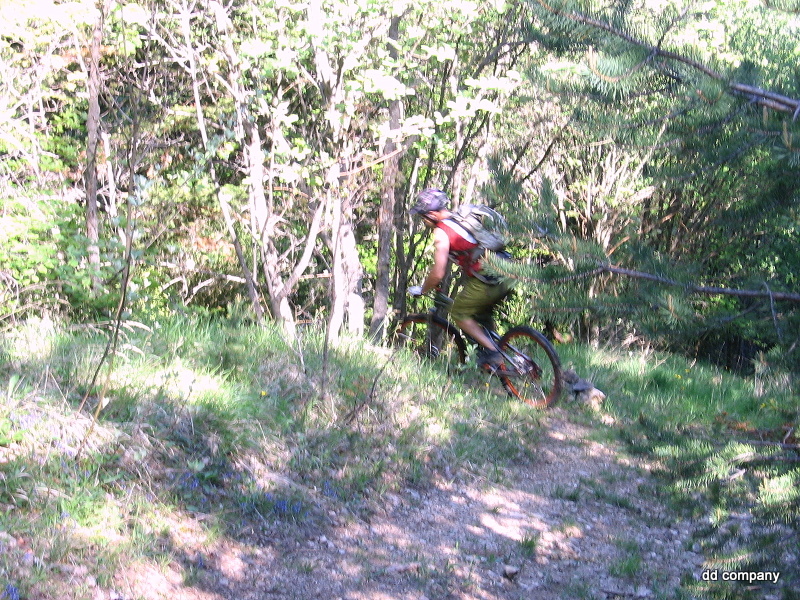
[395,314,467,367]
[497,326,562,408]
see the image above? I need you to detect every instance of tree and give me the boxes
[369,14,404,340]
[84,0,108,291]
[482,0,800,361]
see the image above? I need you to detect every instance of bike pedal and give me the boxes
[482,363,507,376]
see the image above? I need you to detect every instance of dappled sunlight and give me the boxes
[113,563,195,600]
[0,393,119,464]
[141,362,229,405]
[66,496,127,546]
[545,419,617,461]
[473,491,547,543]
[316,420,698,599]
[2,315,787,598]
[4,315,59,363]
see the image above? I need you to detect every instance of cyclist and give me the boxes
[408,188,514,372]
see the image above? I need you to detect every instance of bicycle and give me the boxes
[394,291,563,407]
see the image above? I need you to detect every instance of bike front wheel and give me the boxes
[395,314,467,368]
[498,326,562,408]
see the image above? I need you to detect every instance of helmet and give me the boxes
[410,188,449,215]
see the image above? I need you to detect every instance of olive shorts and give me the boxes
[450,276,514,327]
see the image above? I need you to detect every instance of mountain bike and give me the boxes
[394,291,562,407]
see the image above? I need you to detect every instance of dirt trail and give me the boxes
[114,411,704,600]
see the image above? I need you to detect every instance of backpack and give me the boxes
[451,204,508,251]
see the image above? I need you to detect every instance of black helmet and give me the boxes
[410,188,449,215]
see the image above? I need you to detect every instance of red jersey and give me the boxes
[436,219,484,278]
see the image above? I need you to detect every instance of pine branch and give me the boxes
[489,255,800,306]
[745,440,800,451]
[531,0,800,118]
[598,263,800,303]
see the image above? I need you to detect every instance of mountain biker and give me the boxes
[408,188,514,372]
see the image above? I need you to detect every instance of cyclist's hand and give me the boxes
[408,285,424,297]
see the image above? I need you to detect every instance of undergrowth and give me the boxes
[0,314,797,599]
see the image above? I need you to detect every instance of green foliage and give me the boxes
[0,0,797,408]
[529,0,800,152]
[0,195,127,320]
[0,198,64,289]
[521,0,800,366]
[43,102,88,174]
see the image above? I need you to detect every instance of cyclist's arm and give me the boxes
[420,227,450,294]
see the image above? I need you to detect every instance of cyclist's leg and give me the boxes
[477,280,515,371]
[451,277,511,352]
[476,280,514,332]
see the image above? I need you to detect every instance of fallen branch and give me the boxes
[540,262,800,303]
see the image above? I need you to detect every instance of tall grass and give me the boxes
[557,342,796,431]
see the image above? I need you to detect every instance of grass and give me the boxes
[609,538,643,579]
[559,342,795,432]
[518,533,539,557]
[0,312,797,600]
[552,484,581,502]
[0,313,546,598]
[581,477,639,512]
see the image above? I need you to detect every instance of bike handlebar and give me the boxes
[433,291,454,307]
[408,287,454,308]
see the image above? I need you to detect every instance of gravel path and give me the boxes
[113,412,704,600]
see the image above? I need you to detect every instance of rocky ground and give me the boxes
[110,412,705,600]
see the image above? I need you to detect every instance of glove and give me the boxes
[408,285,424,297]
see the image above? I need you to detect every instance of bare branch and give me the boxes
[599,263,800,303]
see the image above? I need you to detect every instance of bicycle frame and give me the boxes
[397,290,562,406]
[420,293,534,377]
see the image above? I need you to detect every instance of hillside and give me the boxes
[0,316,796,600]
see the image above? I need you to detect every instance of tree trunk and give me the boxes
[327,187,364,343]
[341,219,364,337]
[393,156,422,319]
[84,2,104,292]
[370,148,400,339]
[370,18,404,341]
[211,0,325,336]
[185,2,266,323]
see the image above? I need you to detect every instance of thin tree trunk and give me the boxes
[340,216,364,337]
[370,15,403,341]
[393,156,421,319]
[326,187,347,344]
[85,2,104,292]
[182,2,265,321]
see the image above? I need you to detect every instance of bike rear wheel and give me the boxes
[395,314,467,368]
[498,326,562,407]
